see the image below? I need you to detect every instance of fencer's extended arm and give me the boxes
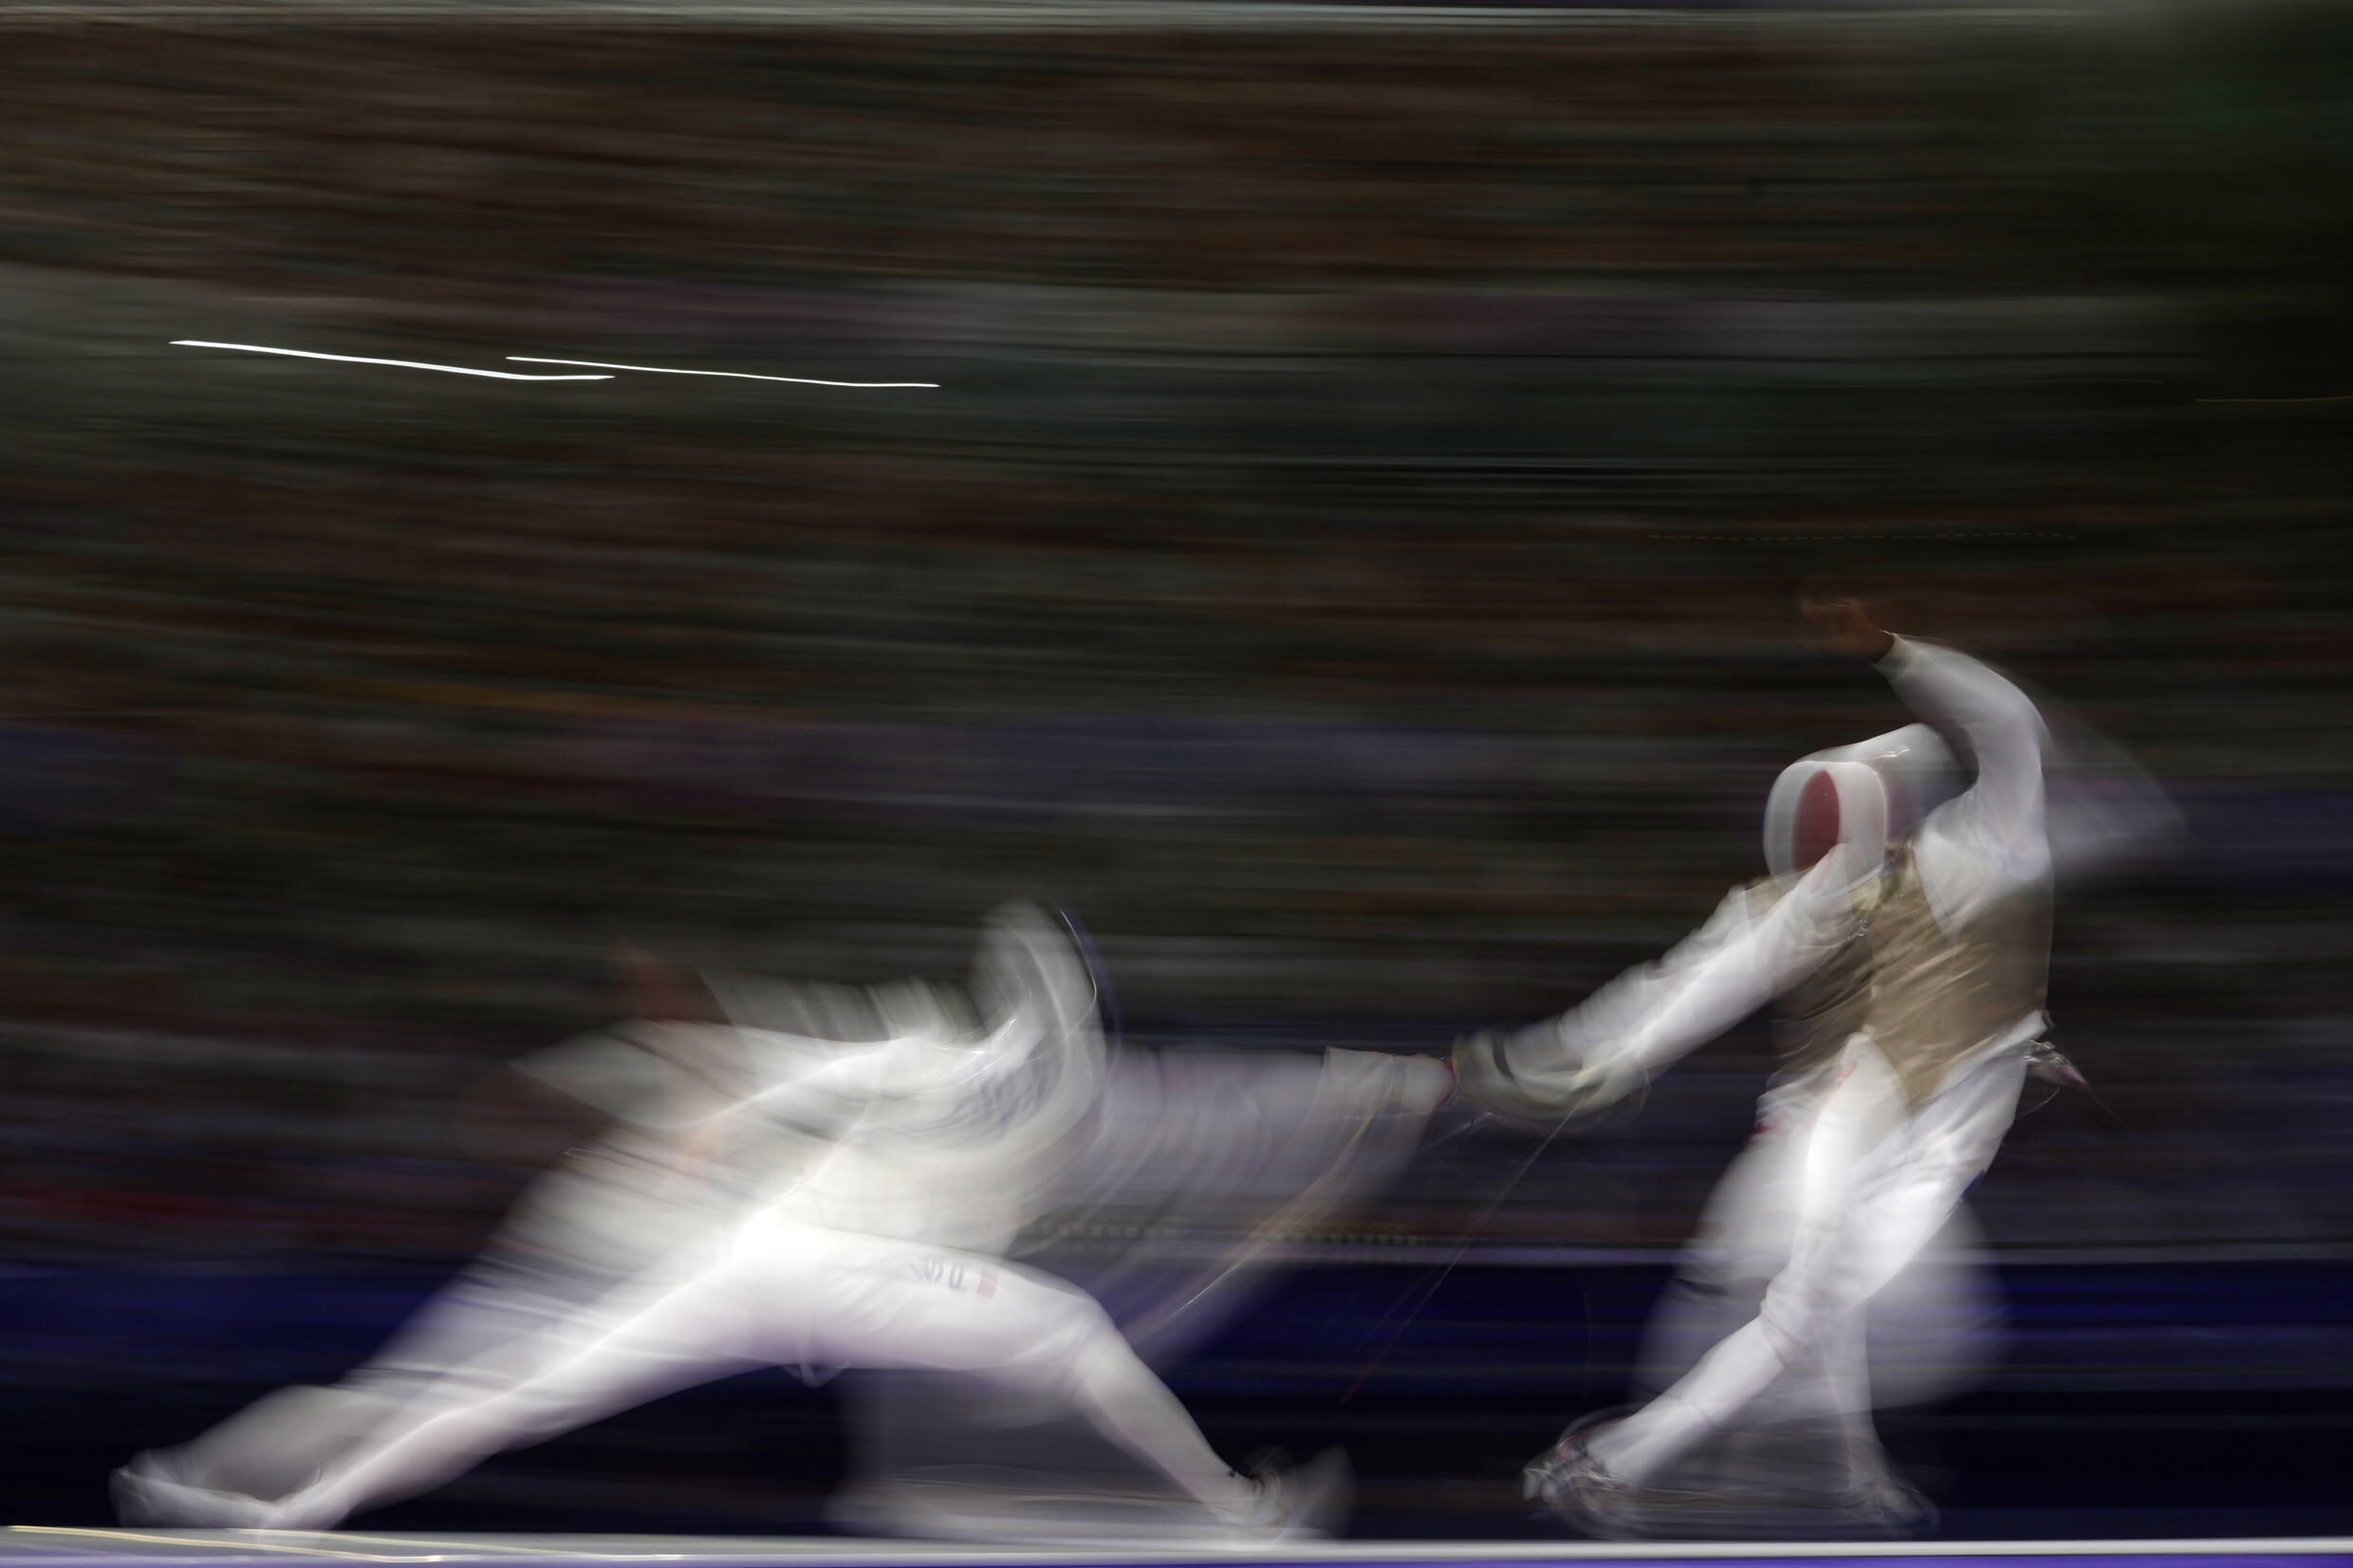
[1552,852,1864,1080]
[1878,636,2051,888]
[1462,852,1864,1126]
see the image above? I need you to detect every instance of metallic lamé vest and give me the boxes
[1763,845,2052,1109]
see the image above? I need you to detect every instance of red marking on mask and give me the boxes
[1793,768,1842,871]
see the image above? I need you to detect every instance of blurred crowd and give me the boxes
[0,5,2346,1284]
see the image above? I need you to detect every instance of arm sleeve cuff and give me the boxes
[1873,633,1918,678]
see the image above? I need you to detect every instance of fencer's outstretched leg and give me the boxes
[117,1240,638,1520]
[247,1235,1336,1540]
[258,1264,765,1529]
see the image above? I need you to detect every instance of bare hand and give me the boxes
[1797,596,1896,661]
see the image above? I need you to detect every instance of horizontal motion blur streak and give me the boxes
[507,357,940,388]
[169,341,614,380]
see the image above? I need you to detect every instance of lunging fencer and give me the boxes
[121,906,1354,1541]
[1455,596,2079,1539]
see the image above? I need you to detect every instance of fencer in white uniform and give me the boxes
[1456,603,2066,1539]
[133,905,1348,1540]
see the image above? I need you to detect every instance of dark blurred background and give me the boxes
[1,0,2350,1540]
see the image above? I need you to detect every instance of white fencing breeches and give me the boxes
[1592,1035,2027,1491]
[162,1160,713,1503]
[267,1224,1251,1529]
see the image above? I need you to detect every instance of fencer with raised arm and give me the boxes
[1460,602,2065,1539]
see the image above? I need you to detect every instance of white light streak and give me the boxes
[171,341,614,380]
[508,357,939,388]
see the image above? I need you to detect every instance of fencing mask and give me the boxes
[1763,723,1958,886]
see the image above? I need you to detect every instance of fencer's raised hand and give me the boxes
[1797,596,1896,662]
